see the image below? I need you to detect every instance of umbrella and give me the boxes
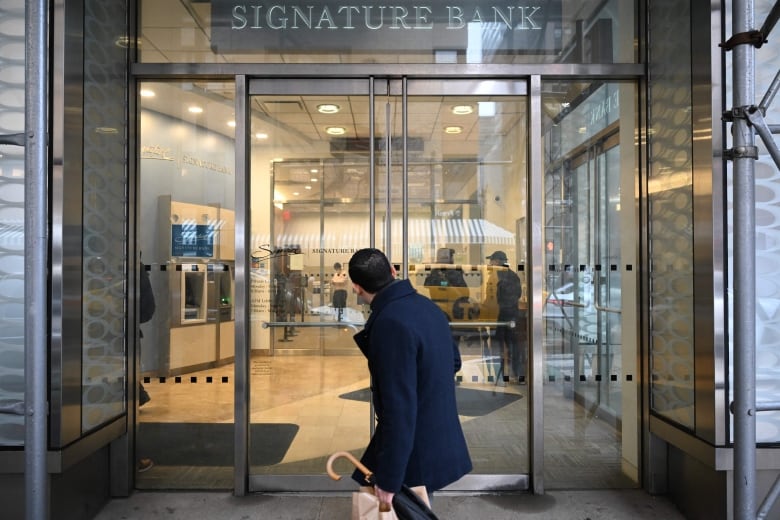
[327,451,440,520]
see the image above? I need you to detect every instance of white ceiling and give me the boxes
[136,1,606,202]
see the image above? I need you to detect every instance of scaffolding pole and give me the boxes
[729,0,757,518]
[24,0,50,518]
[724,0,780,516]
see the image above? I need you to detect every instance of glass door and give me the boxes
[245,78,530,492]
[541,81,639,489]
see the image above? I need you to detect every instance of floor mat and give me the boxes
[138,422,299,466]
[339,386,521,417]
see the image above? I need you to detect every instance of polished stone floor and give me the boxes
[136,327,636,491]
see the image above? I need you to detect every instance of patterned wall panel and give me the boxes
[0,0,26,446]
[647,0,696,428]
[80,0,129,432]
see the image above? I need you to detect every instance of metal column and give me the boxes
[24,0,50,518]
[723,1,780,518]
[730,0,757,512]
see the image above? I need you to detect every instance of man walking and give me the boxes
[348,248,472,508]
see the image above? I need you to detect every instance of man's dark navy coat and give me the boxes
[352,279,472,493]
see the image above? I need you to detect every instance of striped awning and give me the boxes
[252,217,514,253]
[414,218,514,245]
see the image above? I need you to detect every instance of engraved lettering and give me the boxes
[267,5,287,29]
[447,6,465,29]
[232,5,248,29]
[338,6,360,29]
[390,6,410,29]
[492,6,513,28]
[316,5,337,29]
[364,5,385,30]
[251,5,264,28]
[414,6,433,29]
[226,4,549,32]
[519,6,541,29]
[291,5,313,28]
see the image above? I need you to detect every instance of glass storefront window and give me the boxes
[245,79,532,490]
[138,0,637,65]
[542,80,640,487]
[136,80,236,487]
[646,1,695,430]
[81,0,131,433]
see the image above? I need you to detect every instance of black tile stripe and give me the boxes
[144,376,231,384]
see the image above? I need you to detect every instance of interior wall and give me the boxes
[139,109,236,265]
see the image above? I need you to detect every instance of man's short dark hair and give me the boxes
[348,248,395,293]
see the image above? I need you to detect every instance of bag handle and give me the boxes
[326,451,373,482]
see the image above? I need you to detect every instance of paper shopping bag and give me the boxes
[351,485,431,520]
[352,486,397,520]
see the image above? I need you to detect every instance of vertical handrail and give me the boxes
[385,85,392,255]
[25,0,50,517]
[401,77,409,277]
[233,75,250,496]
[528,75,545,495]
[369,77,376,247]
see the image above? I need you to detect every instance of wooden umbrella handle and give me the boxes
[326,451,373,481]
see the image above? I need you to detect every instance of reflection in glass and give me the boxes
[542,80,639,488]
[646,5,695,429]
[247,86,530,480]
[139,0,637,65]
[81,0,129,432]
[136,80,236,488]
[0,0,26,446]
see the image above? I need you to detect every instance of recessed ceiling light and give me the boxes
[188,106,203,114]
[255,132,268,139]
[326,126,346,135]
[451,105,474,115]
[139,89,155,98]
[444,126,463,134]
[310,168,319,173]
[317,104,340,114]
[227,121,236,128]
[292,191,300,196]
[311,178,318,182]
[305,185,312,190]
[478,101,496,117]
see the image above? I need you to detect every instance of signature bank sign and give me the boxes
[211,1,562,54]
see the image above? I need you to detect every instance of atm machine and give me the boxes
[166,261,234,373]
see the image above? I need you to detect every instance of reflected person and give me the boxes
[486,250,524,382]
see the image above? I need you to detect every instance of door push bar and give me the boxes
[262,320,515,331]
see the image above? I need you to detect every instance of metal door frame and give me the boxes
[235,75,543,494]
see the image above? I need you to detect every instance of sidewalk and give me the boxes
[94,489,687,519]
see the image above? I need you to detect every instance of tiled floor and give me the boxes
[95,489,688,520]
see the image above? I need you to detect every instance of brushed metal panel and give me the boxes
[50,0,86,448]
